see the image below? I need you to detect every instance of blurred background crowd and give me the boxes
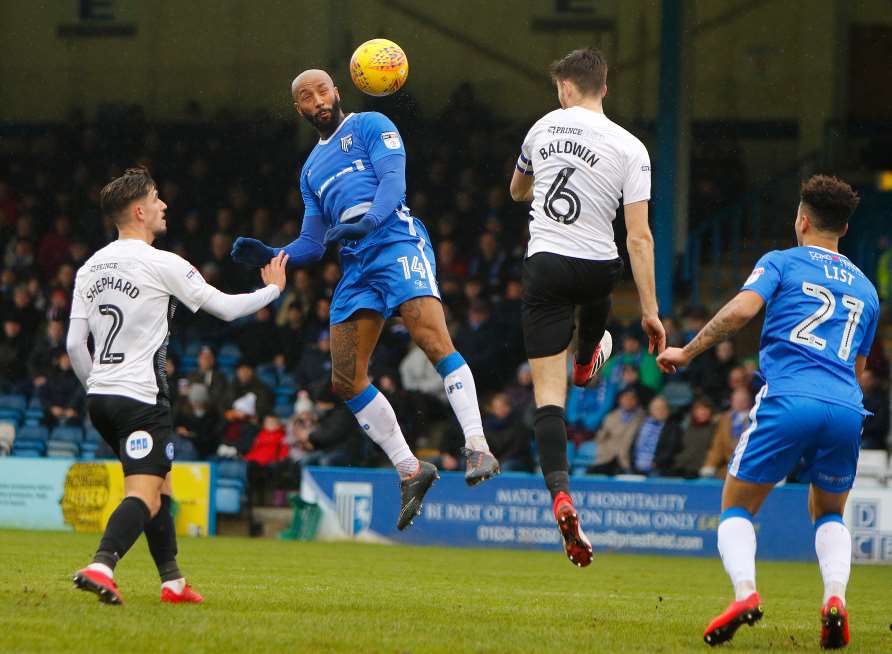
[1,90,889,506]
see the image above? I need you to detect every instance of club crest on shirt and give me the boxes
[340,134,353,153]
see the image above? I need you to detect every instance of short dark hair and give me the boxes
[550,48,608,96]
[800,175,859,233]
[100,166,156,224]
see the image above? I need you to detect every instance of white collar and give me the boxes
[806,244,843,256]
[318,113,356,145]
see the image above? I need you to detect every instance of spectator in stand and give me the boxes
[244,415,294,505]
[39,352,85,426]
[28,319,66,388]
[697,339,739,404]
[221,390,261,455]
[278,302,311,368]
[258,353,296,389]
[565,375,613,440]
[289,384,364,467]
[295,329,332,391]
[860,369,890,450]
[700,388,753,478]
[237,306,281,366]
[620,364,655,407]
[504,362,534,424]
[36,215,72,277]
[0,315,28,392]
[187,346,230,414]
[436,239,467,278]
[587,387,646,475]
[320,261,341,300]
[226,362,273,424]
[632,396,671,475]
[173,383,224,459]
[208,232,242,292]
[399,342,446,401]
[481,392,533,472]
[602,332,663,394]
[7,284,42,335]
[654,396,718,478]
[453,299,503,393]
[468,231,508,293]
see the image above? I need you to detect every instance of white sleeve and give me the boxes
[154,252,216,313]
[516,124,537,176]
[623,139,651,205]
[66,318,92,389]
[70,276,88,320]
[200,285,281,322]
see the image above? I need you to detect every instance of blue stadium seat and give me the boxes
[566,441,577,463]
[571,440,598,475]
[47,440,80,458]
[16,425,49,443]
[13,438,47,455]
[216,458,248,482]
[662,380,694,410]
[0,394,27,411]
[215,478,244,514]
[80,441,100,459]
[28,395,43,409]
[13,448,45,458]
[0,408,22,424]
[50,426,83,443]
[23,408,44,426]
[181,356,198,374]
[184,342,202,358]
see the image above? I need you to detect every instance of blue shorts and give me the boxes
[330,237,440,325]
[729,385,864,492]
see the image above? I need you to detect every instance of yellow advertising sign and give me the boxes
[60,462,212,536]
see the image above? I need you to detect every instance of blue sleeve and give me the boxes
[363,154,406,227]
[741,251,783,301]
[276,213,325,266]
[358,112,406,164]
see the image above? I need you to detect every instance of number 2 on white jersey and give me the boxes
[789,282,864,361]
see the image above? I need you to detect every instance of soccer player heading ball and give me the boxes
[657,175,879,649]
[231,69,500,529]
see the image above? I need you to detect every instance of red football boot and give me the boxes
[553,491,592,568]
[572,331,613,387]
[703,592,763,646]
[820,596,849,649]
[161,583,204,604]
[72,568,124,605]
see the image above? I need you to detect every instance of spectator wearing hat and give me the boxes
[290,384,365,467]
[174,383,224,459]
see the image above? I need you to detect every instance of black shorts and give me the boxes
[87,394,175,478]
[522,252,624,359]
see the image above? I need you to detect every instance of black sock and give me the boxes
[144,494,182,582]
[534,405,570,499]
[93,496,151,570]
[576,296,611,365]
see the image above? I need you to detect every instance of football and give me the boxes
[349,38,409,97]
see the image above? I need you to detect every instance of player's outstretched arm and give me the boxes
[232,213,326,268]
[65,318,92,389]
[201,253,289,322]
[624,201,665,353]
[656,290,764,373]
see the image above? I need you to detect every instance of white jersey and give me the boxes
[517,106,651,261]
[70,239,215,405]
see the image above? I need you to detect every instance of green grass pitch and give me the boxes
[2,529,891,653]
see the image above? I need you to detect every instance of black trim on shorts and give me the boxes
[87,394,175,478]
[521,252,623,359]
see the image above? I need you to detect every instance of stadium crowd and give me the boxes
[1,94,889,505]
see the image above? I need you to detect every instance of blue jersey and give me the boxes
[299,112,422,255]
[742,245,880,412]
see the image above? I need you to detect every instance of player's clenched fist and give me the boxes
[231,236,276,267]
[261,252,289,291]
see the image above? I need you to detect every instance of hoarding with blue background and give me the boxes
[301,467,819,561]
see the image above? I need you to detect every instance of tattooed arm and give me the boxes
[656,291,764,372]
